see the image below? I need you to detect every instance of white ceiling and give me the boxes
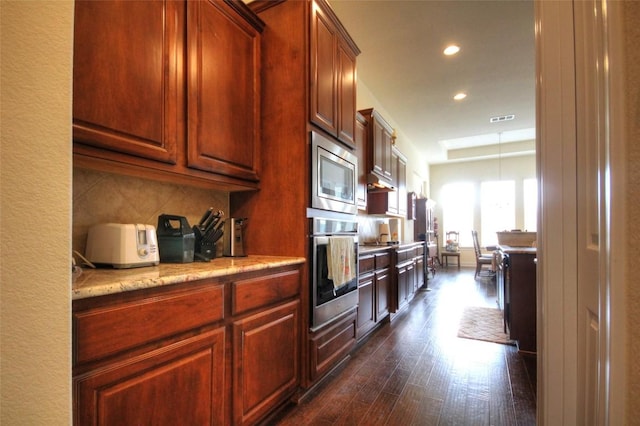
[328,0,536,164]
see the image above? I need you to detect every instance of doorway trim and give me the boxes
[536,0,627,423]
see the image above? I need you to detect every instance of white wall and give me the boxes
[429,154,536,265]
[1,1,73,423]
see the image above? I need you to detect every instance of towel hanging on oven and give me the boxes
[326,236,356,291]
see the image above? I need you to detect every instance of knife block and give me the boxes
[193,226,217,262]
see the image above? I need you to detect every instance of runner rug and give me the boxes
[457,306,515,345]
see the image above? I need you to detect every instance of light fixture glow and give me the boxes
[453,92,467,101]
[443,45,460,56]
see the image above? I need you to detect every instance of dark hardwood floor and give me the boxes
[271,267,537,425]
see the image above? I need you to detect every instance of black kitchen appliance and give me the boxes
[156,214,195,263]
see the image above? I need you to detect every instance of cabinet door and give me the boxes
[356,273,376,339]
[355,112,368,210]
[187,0,261,182]
[310,3,338,138]
[337,40,357,147]
[74,328,225,426]
[372,116,393,182]
[387,149,400,214]
[375,268,390,320]
[232,300,300,425]
[414,255,425,289]
[397,155,407,216]
[396,264,408,311]
[73,0,180,164]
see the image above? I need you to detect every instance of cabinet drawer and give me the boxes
[415,245,424,256]
[375,252,390,269]
[232,269,300,315]
[397,249,413,263]
[359,255,375,274]
[74,284,224,365]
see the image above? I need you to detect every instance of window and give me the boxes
[523,178,538,231]
[481,181,515,247]
[441,182,474,247]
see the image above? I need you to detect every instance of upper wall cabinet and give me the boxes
[186,0,263,182]
[310,0,359,148]
[358,108,394,189]
[73,0,264,191]
[73,1,181,164]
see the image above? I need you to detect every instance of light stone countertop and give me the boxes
[497,245,537,255]
[72,255,306,300]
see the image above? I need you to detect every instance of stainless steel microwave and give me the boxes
[311,131,358,215]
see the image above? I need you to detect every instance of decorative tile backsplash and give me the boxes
[73,168,229,255]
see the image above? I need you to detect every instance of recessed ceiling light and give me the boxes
[453,92,467,101]
[444,45,460,56]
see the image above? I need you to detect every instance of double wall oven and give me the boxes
[309,130,359,330]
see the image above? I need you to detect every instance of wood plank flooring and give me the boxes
[271,267,537,425]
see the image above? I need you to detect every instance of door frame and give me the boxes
[536,0,627,423]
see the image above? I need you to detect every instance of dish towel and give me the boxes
[327,236,356,291]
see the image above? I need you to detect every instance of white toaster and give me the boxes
[85,223,160,269]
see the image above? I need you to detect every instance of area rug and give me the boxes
[457,306,515,345]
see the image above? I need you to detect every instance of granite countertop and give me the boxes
[497,245,537,255]
[359,241,424,254]
[73,255,306,300]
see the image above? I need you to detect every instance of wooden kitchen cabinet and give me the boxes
[356,250,390,341]
[73,264,302,425]
[368,147,408,217]
[310,0,359,148]
[355,112,368,210]
[73,0,181,165]
[74,328,226,425]
[359,108,394,186]
[392,244,425,315]
[186,0,262,182]
[308,308,357,382]
[73,0,264,191]
[232,300,300,425]
[237,0,359,391]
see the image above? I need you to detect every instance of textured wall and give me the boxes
[0,1,73,423]
[73,169,229,257]
[625,0,640,418]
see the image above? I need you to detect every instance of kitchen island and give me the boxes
[497,245,537,354]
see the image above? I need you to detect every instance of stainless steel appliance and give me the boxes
[311,131,358,215]
[310,216,359,330]
[223,218,247,257]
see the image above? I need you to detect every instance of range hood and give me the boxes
[367,173,395,192]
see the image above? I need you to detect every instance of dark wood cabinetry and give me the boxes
[186,0,263,182]
[391,243,425,315]
[359,108,394,186]
[308,308,357,382]
[73,265,302,425]
[355,112,368,210]
[310,2,359,147]
[356,251,391,340]
[498,249,537,353]
[73,0,264,190]
[364,115,408,217]
[237,0,359,390]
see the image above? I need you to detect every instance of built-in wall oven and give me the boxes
[310,216,359,330]
[311,131,358,215]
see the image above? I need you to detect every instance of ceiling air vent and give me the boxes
[490,114,515,123]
